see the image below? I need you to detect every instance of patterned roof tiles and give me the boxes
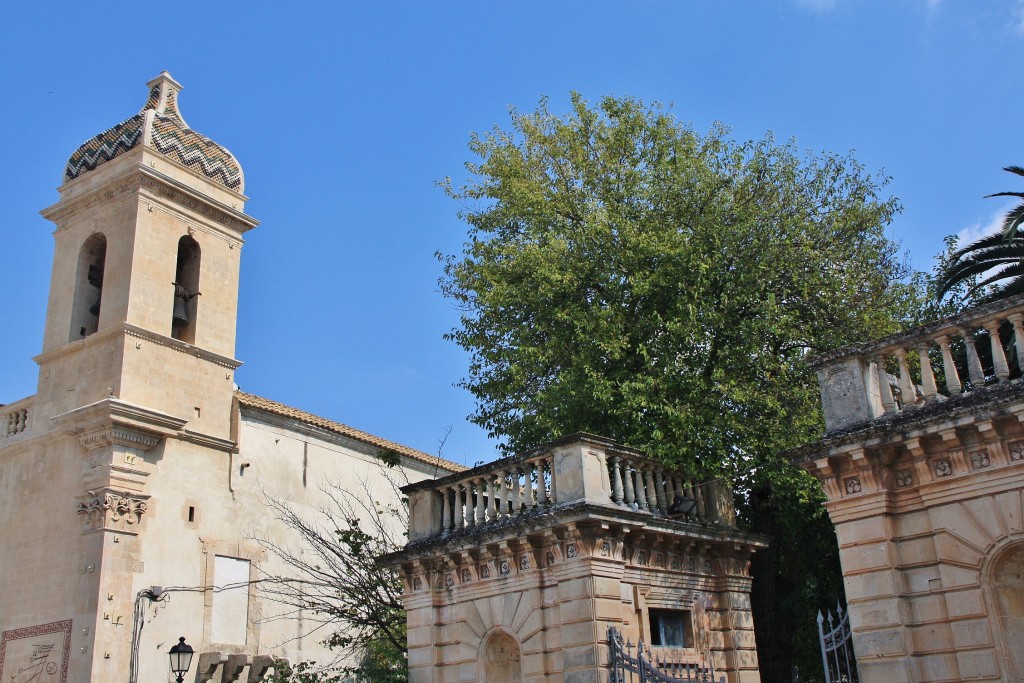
[234,391,466,473]
[64,72,242,191]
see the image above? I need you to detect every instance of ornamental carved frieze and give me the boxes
[79,427,161,451]
[76,489,150,533]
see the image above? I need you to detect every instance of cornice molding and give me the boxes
[122,324,242,369]
[34,323,242,370]
[53,397,187,451]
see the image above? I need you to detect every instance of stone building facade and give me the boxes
[0,73,462,683]
[386,434,768,683]
[793,294,1024,682]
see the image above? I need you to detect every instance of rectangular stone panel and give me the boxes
[850,598,901,629]
[839,541,891,573]
[937,563,982,591]
[901,566,941,594]
[895,536,938,567]
[852,628,906,657]
[908,623,954,652]
[951,618,993,649]
[957,649,1000,679]
[845,569,897,601]
[913,653,961,682]
[908,594,948,624]
[561,621,596,648]
[944,588,986,619]
[836,516,889,546]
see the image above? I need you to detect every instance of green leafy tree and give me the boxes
[439,94,920,681]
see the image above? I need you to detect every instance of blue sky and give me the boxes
[2,1,1023,466]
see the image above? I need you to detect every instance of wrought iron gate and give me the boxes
[817,603,858,683]
[608,627,723,682]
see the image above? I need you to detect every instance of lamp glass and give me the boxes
[169,636,194,675]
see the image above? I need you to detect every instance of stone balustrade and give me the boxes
[813,293,1024,432]
[404,434,734,542]
[1,397,32,439]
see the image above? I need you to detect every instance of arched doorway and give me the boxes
[990,542,1024,680]
[481,631,521,683]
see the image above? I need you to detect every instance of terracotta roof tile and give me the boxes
[234,391,465,473]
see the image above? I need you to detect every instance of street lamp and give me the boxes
[168,636,194,683]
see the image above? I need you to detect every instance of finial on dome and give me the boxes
[142,71,187,128]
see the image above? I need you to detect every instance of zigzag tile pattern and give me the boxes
[150,115,241,190]
[64,115,145,181]
[64,77,241,190]
[142,85,160,111]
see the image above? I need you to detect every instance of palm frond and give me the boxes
[970,262,1024,291]
[937,233,1024,298]
[978,273,1024,303]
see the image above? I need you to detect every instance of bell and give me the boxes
[172,288,190,327]
[88,294,101,317]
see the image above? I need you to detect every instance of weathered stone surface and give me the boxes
[796,295,1024,682]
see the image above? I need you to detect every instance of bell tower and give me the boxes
[11,73,258,681]
[34,71,258,440]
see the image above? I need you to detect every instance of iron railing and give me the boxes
[608,627,722,683]
[817,603,858,683]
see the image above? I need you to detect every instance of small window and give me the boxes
[649,609,692,648]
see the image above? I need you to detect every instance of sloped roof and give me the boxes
[235,391,465,473]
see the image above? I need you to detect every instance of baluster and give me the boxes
[536,458,548,504]
[935,335,962,394]
[916,344,939,402]
[476,478,488,524]
[983,320,1011,381]
[694,484,707,521]
[893,348,917,408]
[654,468,667,512]
[549,459,557,504]
[441,486,452,532]
[465,482,476,527]
[498,470,510,516]
[963,330,986,387]
[1009,314,1024,373]
[623,460,636,508]
[671,476,683,507]
[453,485,465,529]
[515,466,525,512]
[610,455,625,506]
[873,355,896,413]
[634,467,648,511]
[492,474,502,520]
[526,461,536,508]
[645,468,658,511]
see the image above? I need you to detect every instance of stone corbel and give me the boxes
[247,655,277,683]
[223,653,250,682]
[195,652,228,682]
[975,419,1010,467]
[813,458,842,501]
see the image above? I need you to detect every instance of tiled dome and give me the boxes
[64,72,243,191]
